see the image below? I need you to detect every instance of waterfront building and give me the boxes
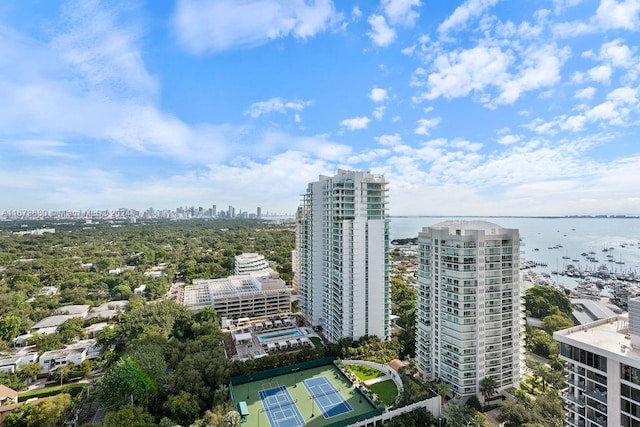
[554,297,640,427]
[291,206,303,294]
[296,169,389,343]
[416,220,524,399]
[181,274,291,319]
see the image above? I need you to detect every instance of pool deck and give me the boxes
[229,318,321,360]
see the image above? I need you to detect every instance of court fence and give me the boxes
[230,357,336,386]
[228,357,384,427]
[345,395,442,427]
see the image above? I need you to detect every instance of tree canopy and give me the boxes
[524,286,571,318]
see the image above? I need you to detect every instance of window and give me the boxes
[622,364,640,384]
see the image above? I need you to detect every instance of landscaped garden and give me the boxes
[349,364,385,381]
[368,379,398,407]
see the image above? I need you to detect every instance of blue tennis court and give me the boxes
[303,376,353,419]
[258,385,305,427]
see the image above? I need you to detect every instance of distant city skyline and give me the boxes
[2,1,640,216]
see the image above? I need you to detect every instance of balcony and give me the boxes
[586,415,606,426]
[568,377,585,389]
[566,416,585,427]
[590,401,607,415]
[584,389,607,403]
[563,393,585,406]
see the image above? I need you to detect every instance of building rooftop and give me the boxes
[54,304,90,316]
[429,220,512,234]
[235,253,265,263]
[31,314,82,330]
[87,300,129,319]
[571,298,619,325]
[0,384,17,400]
[184,275,289,309]
[554,314,640,365]
[40,347,87,359]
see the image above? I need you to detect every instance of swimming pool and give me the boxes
[257,329,302,343]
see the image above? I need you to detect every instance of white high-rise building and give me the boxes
[554,297,640,427]
[416,220,524,399]
[234,253,270,275]
[296,169,389,343]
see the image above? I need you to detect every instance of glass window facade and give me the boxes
[560,342,608,372]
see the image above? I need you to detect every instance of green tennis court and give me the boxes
[231,364,377,427]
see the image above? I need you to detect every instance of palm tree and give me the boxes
[534,364,552,392]
[479,376,498,405]
[432,380,451,419]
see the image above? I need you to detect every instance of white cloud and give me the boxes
[497,134,521,145]
[414,117,441,135]
[495,44,569,105]
[574,86,597,99]
[367,14,396,46]
[553,0,584,14]
[438,0,499,36]
[347,148,390,163]
[369,87,388,102]
[351,6,362,21]
[598,39,635,68]
[373,106,386,120]
[417,43,513,101]
[52,1,157,100]
[244,97,312,118]
[594,0,640,30]
[554,0,640,36]
[415,38,570,107]
[587,65,613,84]
[340,116,371,130]
[376,134,402,146]
[16,140,80,159]
[534,86,638,133]
[173,0,342,53]
[382,0,422,26]
[606,86,638,103]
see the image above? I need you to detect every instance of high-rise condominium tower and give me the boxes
[296,169,389,343]
[416,221,524,399]
[554,297,640,427]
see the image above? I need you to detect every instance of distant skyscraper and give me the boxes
[296,169,390,343]
[257,207,261,218]
[416,221,524,399]
[211,205,216,217]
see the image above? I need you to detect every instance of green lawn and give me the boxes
[349,364,384,381]
[310,336,323,348]
[18,383,86,401]
[369,380,398,407]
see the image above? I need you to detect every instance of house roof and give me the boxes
[54,304,90,315]
[0,384,18,400]
[388,359,405,371]
[31,314,81,330]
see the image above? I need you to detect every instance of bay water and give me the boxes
[390,216,640,289]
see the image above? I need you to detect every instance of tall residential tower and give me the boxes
[554,297,640,427]
[416,221,524,399]
[296,169,390,343]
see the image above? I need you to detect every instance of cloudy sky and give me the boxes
[1,0,640,216]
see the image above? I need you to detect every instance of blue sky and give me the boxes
[1,0,639,216]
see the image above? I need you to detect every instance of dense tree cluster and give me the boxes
[0,219,295,349]
[524,286,574,358]
[390,276,417,359]
[497,391,564,427]
[524,286,571,319]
